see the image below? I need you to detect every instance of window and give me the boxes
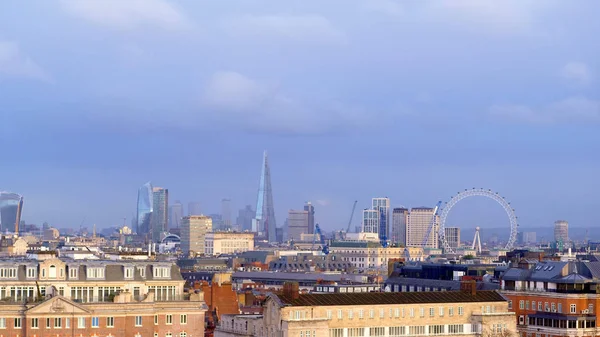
[449,324,464,334]
[589,304,594,313]
[348,310,354,319]
[531,301,535,310]
[87,267,105,279]
[379,309,384,318]
[27,267,36,278]
[92,317,99,328]
[154,315,159,325]
[519,300,525,309]
[181,314,187,324]
[545,302,549,312]
[125,267,134,279]
[369,327,385,336]
[138,266,146,278]
[31,318,39,329]
[49,265,57,278]
[449,307,454,316]
[538,302,542,311]
[394,308,400,318]
[107,317,114,328]
[348,328,365,337]
[153,266,171,278]
[46,318,51,328]
[337,310,342,319]
[429,308,435,317]
[69,267,78,279]
[389,327,405,336]
[410,308,415,317]
[166,314,173,325]
[458,306,464,315]
[570,304,577,313]
[526,301,529,310]
[78,317,85,328]
[419,307,425,317]
[439,307,444,316]
[135,316,142,327]
[359,309,364,319]
[409,326,425,335]
[14,318,22,329]
[558,303,562,313]
[180,333,187,337]
[65,318,70,329]
[369,309,374,318]
[552,303,556,312]
[55,318,62,328]
[430,325,445,335]
[330,328,344,337]
[0,318,6,329]
[166,334,173,337]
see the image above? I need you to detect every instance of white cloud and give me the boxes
[201,71,369,134]
[60,0,191,31]
[0,41,49,81]
[224,14,346,44]
[489,96,600,124]
[561,62,592,85]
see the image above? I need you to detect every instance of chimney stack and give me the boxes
[283,282,300,300]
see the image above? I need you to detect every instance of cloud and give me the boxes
[60,0,191,31]
[224,14,346,44]
[201,71,369,134]
[489,96,600,124]
[561,62,592,85]
[0,41,49,81]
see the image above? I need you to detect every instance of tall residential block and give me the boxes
[252,151,277,242]
[372,197,390,241]
[362,209,379,234]
[0,191,24,233]
[304,201,315,234]
[151,187,168,242]
[444,227,461,250]
[168,200,183,229]
[554,220,569,243]
[406,207,439,248]
[136,182,153,236]
[391,207,408,246]
[287,209,309,241]
[181,215,212,256]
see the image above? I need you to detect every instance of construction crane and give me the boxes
[346,200,358,233]
[421,201,443,248]
[312,224,329,255]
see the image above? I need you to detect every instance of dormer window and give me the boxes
[49,265,57,278]
[124,267,134,279]
[0,268,17,279]
[153,266,170,278]
[137,266,146,278]
[87,267,105,279]
[26,267,37,279]
[69,267,78,279]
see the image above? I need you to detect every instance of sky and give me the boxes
[1,0,599,235]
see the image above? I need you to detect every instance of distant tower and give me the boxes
[252,151,277,242]
[168,200,184,228]
[221,198,232,230]
[554,220,569,244]
[472,227,482,254]
[304,201,315,234]
[136,182,153,235]
[151,187,168,242]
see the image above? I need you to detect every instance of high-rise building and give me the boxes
[180,215,212,256]
[391,207,409,246]
[554,220,569,243]
[252,151,277,242]
[221,198,232,231]
[304,201,315,234]
[168,200,184,229]
[362,209,379,234]
[287,209,309,241]
[151,187,168,242]
[372,197,390,241]
[136,182,153,236]
[444,227,461,250]
[236,205,255,232]
[0,191,24,233]
[188,202,202,216]
[517,231,537,245]
[406,207,439,248]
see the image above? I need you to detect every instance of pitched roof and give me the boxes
[275,290,505,307]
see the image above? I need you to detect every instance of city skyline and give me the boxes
[1,1,599,232]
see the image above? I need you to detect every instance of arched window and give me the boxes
[49,265,57,278]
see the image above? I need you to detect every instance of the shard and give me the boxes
[253,151,277,242]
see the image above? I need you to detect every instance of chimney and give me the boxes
[460,279,477,296]
[283,282,300,300]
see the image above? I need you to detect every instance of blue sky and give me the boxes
[1,0,599,234]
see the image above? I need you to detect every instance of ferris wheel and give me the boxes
[438,188,518,254]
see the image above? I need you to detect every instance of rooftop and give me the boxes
[275,290,505,307]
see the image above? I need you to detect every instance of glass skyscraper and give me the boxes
[253,151,277,242]
[136,182,153,236]
[0,191,24,233]
[151,187,168,242]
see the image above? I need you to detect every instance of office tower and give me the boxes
[180,215,212,256]
[136,182,153,236]
[168,200,183,229]
[151,187,168,242]
[372,197,390,241]
[391,207,409,246]
[0,191,24,233]
[444,227,461,250]
[362,209,379,234]
[523,231,536,244]
[188,202,202,216]
[236,205,255,232]
[304,201,315,234]
[252,151,277,242]
[406,207,439,248]
[554,220,569,243]
[287,209,309,241]
[221,198,232,230]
